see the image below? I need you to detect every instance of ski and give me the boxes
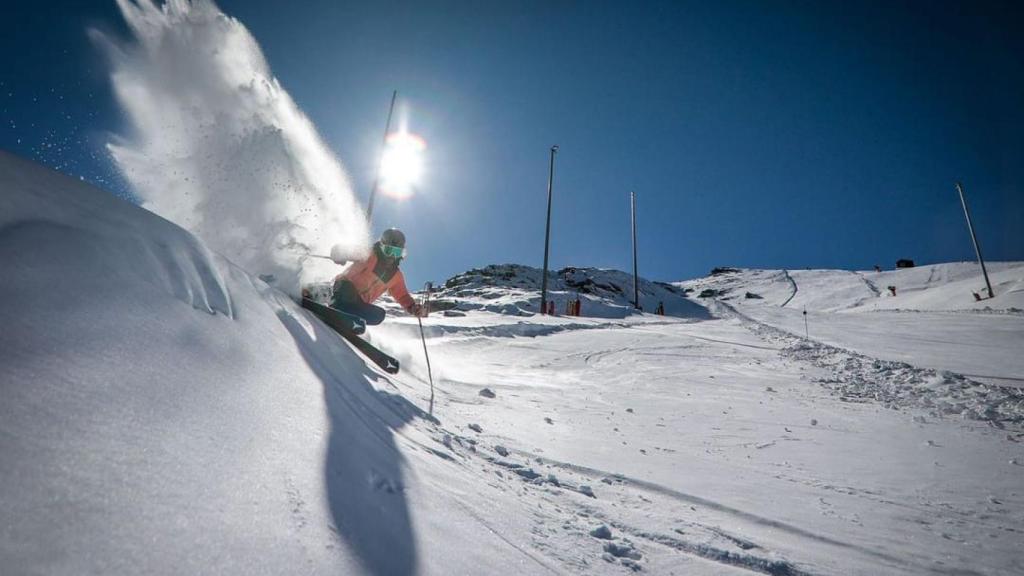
[300,298,400,374]
[338,330,401,375]
[300,297,366,334]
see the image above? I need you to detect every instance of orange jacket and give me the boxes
[335,249,415,311]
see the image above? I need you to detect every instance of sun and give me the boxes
[379,131,426,198]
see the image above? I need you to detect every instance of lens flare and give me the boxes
[380,132,426,199]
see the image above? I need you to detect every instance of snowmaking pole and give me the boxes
[631,191,640,309]
[418,282,436,416]
[365,90,398,225]
[956,182,994,298]
[540,145,559,315]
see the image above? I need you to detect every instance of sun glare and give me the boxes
[380,131,426,198]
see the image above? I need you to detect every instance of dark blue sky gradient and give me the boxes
[2,1,1022,287]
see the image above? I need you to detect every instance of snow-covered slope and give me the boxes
[681,263,1024,313]
[4,151,1024,575]
[383,265,1024,574]
[429,263,710,319]
[677,265,1024,389]
[0,151,595,575]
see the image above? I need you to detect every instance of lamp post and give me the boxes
[365,90,398,225]
[631,191,639,309]
[540,145,559,315]
[956,182,994,298]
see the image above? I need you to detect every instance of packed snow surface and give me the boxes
[3,152,1024,575]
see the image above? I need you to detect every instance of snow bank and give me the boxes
[0,150,232,317]
[92,0,369,295]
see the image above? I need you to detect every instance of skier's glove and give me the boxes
[410,303,428,318]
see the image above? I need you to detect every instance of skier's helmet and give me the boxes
[379,228,406,258]
[380,228,406,248]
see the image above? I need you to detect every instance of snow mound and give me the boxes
[0,150,232,317]
[0,151,429,574]
[431,264,710,319]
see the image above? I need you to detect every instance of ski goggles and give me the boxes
[381,244,405,258]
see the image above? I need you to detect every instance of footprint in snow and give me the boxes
[604,540,642,560]
[368,469,402,494]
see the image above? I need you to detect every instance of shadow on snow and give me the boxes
[277,308,429,576]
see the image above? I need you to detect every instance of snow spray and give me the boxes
[92,0,370,294]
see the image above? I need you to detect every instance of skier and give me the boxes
[330,228,425,325]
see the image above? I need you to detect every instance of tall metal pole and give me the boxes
[956,182,994,298]
[540,145,558,314]
[365,90,398,225]
[631,191,639,309]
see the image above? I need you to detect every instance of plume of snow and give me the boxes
[92,0,369,293]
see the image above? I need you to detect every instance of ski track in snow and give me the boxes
[495,449,839,576]
[780,270,798,308]
[417,407,986,576]
[429,431,819,575]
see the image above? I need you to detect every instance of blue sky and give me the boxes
[2,0,1022,288]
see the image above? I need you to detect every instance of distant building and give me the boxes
[896,259,915,269]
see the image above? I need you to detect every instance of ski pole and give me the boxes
[417,282,435,416]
